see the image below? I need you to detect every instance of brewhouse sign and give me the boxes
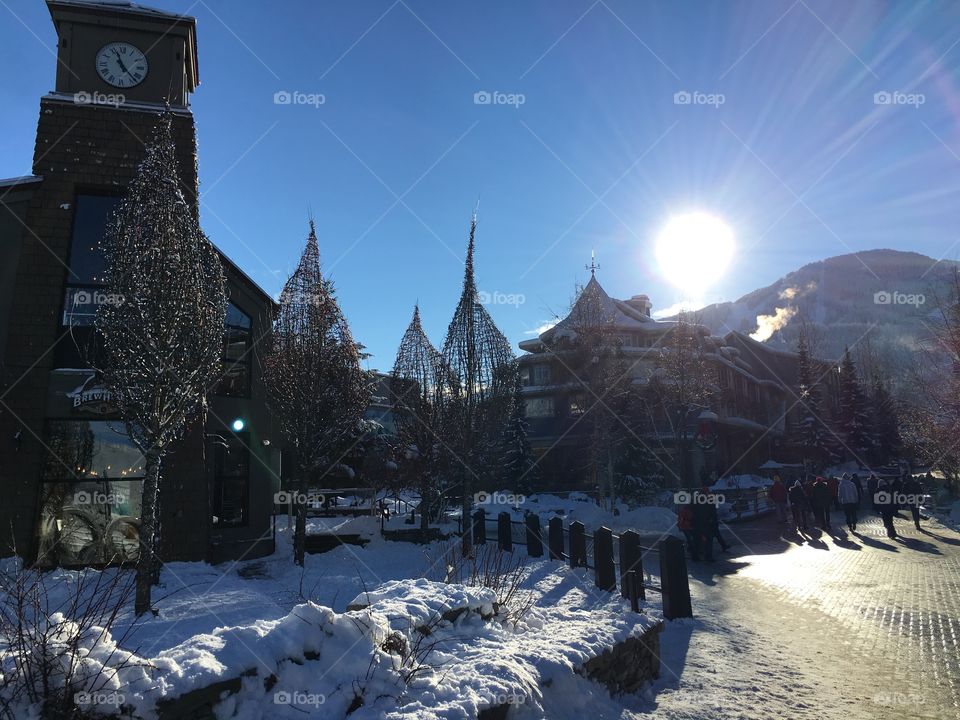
[68,375,117,415]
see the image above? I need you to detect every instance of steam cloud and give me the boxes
[750,306,798,342]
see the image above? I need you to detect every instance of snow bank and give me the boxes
[476,491,681,538]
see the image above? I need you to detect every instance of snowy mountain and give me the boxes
[684,250,957,363]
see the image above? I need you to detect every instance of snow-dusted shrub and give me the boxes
[0,562,146,719]
[427,541,534,626]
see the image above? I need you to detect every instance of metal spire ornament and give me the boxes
[391,304,456,531]
[440,214,516,553]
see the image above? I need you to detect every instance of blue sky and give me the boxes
[3,0,960,367]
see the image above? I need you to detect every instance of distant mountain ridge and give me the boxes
[682,249,957,363]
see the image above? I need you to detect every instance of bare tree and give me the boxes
[263,221,371,566]
[391,305,455,532]
[901,269,960,491]
[440,216,515,553]
[543,276,633,506]
[95,114,226,615]
[646,312,717,488]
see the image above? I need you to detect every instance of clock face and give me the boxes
[95,42,148,88]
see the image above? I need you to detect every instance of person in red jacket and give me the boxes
[677,501,699,560]
[770,474,788,523]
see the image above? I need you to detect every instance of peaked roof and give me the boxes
[539,275,660,343]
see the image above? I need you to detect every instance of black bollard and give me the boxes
[619,530,644,601]
[594,526,616,591]
[525,514,543,558]
[659,536,692,619]
[472,508,486,545]
[548,517,564,560]
[498,512,512,552]
[569,521,587,568]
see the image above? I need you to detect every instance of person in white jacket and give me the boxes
[838,475,859,532]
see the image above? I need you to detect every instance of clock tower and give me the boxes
[0,1,204,558]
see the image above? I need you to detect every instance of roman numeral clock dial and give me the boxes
[95,42,148,88]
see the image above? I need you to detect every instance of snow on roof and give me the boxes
[539,276,661,343]
[0,175,43,189]
[47,0,191,20]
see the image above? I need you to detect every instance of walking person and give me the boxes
[692,489,714,561]
[803,476,816,530]
[789,480,808,531]
[828,475,841,511]
[838,474,859,532]
[770,474,788,524]
[877,477,899,539]
[812,476,832,530]
[851,473,864,507]
[678,500,699,560]
[902,474,923,531]
[867,474,879,513]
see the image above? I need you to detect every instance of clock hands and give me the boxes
[112,48,138,82]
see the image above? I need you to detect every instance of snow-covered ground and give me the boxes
[472,490,681,538]
[0,524,661,719]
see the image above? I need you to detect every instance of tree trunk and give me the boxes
[134,449,161,616]
[461,471,472,556]
[294,473,307,566]
[420,468,430,532]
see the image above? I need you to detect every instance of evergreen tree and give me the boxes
[837,347,871,461]
[263,221,371,566]
[792,329,831,464]
[869,375,901,464]
[95,113,226,615]
[497,371,539,494]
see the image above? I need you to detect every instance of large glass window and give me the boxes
[216,301,252,397]
[57,194,120,368]
[210,432,249,527]
[525,397,555,418]
[37,420,145,567]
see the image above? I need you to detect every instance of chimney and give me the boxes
[627,294,652,317]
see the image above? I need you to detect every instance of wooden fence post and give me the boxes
[569,521,587,568]
[659,536,692,619]
[619,530,644,601]
[472,508,486,545]
[498,512,512,552]
[548,517,564,560]
[525,514,543,558]
[594,526,616,591]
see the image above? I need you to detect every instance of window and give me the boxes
[534,364,551,386]
[37,420,145,567]
[216,302,252,397]
[525,397,554,418]
[56,194,121,368]
[210,432,250,527]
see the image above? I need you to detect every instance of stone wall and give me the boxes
[578,620,664,694]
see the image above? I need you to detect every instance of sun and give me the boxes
[655,212,735,295]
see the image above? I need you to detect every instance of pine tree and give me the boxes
[837,347,871,461]
[497,371,539,494]
[792,329,831,464]
[440,215,515,553]
[263,221,371,566]
[869,375,901,464]
[95,113,226,615]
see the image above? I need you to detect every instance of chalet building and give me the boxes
[0,1,281,566]
[517,274,829,488]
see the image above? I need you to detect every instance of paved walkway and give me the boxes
[645,509,960,720]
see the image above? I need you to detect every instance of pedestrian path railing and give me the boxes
[458,509,693,619]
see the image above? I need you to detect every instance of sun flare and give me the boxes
[655,212,735,295]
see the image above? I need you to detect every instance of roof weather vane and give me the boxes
[586,250,600,277]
